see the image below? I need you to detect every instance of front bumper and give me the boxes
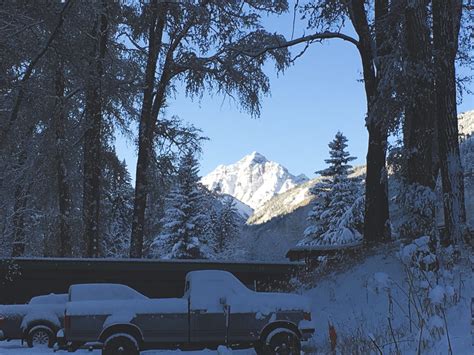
[56,329,66,348]
[301,328,315,341]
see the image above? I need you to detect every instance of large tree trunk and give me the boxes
[130,1,166,258]
[83,1,108,257]
[53,64,72,256]
[404,0,436,188]
[433,0,466,244]
[364,123,391,243]
[349,0,391,243]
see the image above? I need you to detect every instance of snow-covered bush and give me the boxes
[398,236,464,352]
[396,183,436,240]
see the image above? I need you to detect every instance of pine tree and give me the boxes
[152,151,208,259]
[101,152,134,258]
[302,132,363,246]
[215,197,240,255]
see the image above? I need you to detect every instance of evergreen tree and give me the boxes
[152,151,208,259]
[302,132,363,246]
[101,151,134,257]
[215,197,240,255]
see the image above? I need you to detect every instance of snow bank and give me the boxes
[304,245,472,354]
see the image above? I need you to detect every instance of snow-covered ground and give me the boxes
[303,243,472,354]
[0,342,253,355]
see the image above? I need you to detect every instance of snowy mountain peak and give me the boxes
[459,110,473,136]
[241,151,268,164]
[202,152,308,211]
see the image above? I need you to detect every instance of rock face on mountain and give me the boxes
[201,152,308,210]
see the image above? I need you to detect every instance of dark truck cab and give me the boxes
[61,270,315,354]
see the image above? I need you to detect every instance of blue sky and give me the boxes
[115,10,474,183]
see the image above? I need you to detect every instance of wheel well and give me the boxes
[24,321,57,337]
[99,324,143,346]
[259,321,301,344]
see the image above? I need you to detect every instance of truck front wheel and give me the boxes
[102,333,139,355]
[26,325,55,348]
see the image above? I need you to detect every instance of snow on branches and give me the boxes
[300,132,363,247]
[152,151,210,259]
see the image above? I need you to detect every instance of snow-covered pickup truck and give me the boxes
[0,293,67,347]
[61,270,315,355]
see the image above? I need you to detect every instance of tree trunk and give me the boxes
[404,0,436,188]
[433,0,466,244]
[130,1,166,258]
[11,173,28,257]
[83,1,108,257]
[364,123,391,243]
[349,0,391,243]
[54,64,72,256]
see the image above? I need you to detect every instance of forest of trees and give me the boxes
[0,1,471,259]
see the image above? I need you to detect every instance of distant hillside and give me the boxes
[248,165,366,225]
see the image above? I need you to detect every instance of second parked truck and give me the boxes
[60,270,315,354]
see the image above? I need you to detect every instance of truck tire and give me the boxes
[26,325,55,348]
[257,331,301,355]
[102,333,139,355]
[268,331,301,355]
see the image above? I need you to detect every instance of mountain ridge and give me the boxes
[201,151,308,210]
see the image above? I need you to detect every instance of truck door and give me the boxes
[188,279,227,344]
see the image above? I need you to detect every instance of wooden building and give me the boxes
[0,257,304,304]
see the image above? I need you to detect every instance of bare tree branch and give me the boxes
[230,31,359,58]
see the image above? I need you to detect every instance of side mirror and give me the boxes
[219,296,227,305]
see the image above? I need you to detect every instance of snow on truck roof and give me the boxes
[69,284,148,301]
